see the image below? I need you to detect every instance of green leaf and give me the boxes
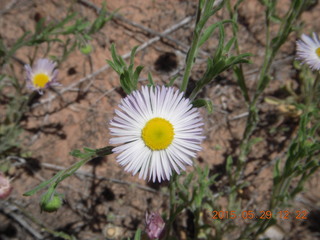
[234,66,250,103]
[88,3,114,34]
[199,20,234,47]
[199,22,220,47]
[226,53,252,66]
[133,65,144,87]
[130,45,139,66]
[224,37,236,53]
[213,24,225,60]
[148,72,155,86]
[23,171,63,196]
[69,149,90,158]
[108,44,144,94]
[118,54,126,66]
[83,147,96,153]
[110,44,122,68]
[192,99,213,114]
[35,18,46,33]
[134,228,141,240]
[120,73,132,94]
[226,156,233,175]
[106,59,120,73]
[167,75,178,86]
[128,63,134,78]
[76,21,91,32]
[270,14,282,23]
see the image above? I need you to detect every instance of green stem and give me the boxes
[236,6,273,171]
[226,0,244,55]
[308,71,320,109]
[24,147,114,196]
[180,0,203,93]
[165,173,177,239]
[189,83,204,101]
[236,0,307,173]
[251,175,292,238]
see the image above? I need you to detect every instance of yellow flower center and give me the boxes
[142,118,174,150]
[33,73,50,88]
[316,47,320,58]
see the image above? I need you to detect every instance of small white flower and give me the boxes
[24,58,60,94]
[109,86,204,182]
[296,33,320,70]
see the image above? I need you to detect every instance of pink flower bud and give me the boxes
[0,173,12,199]
[145,211,165,239]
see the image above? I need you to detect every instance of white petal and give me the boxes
[109,86,204,182]
[296,33,320,70]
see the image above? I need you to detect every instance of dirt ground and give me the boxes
[0,0,320,239]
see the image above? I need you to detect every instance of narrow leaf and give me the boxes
[133,65,144,87]
[234,66,250,103]
[148,72,155,86]
[192,99,213,114]
[130,45,139,66]
[134,229,141,240]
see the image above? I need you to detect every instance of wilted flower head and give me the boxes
[24,58,60,94]
[145,212,165,239]
[296,32,320,70]
[109,86,204,182]
[0,173,12,199]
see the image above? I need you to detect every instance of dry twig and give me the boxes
[31,16,193,108]
[7,156,163,194]
[0,201,44,240]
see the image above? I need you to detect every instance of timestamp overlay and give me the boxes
[210,210,309,220]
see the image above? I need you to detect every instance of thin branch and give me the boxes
[40,162,162,194]
[0,201,44,240]
[78,0,192,44]
[7,156,164,195]
[31,16,193,108]
[79,0,212,58]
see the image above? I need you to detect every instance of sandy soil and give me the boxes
[0,0,320,239]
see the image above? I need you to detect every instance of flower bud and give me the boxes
[0,173,12,199]
[80,44,93,55]
[40,193,62,212]
[145,211,165,239]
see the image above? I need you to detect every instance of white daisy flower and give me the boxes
[296,32,320,70]
[24,58,60,94]
[109,86,204,182]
